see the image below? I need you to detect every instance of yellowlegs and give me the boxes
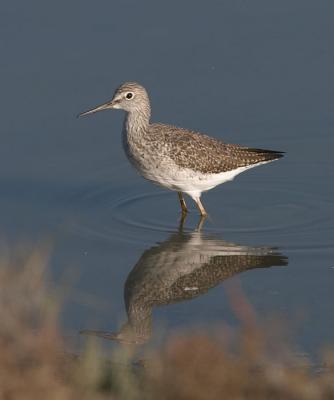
[79,82,284,216]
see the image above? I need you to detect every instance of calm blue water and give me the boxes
[1,0,333,357]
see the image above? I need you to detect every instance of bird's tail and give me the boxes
[247,148,285,162]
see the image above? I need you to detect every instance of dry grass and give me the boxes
[146,332,334,400]
[0,246,107,400]
[0,246,334,400]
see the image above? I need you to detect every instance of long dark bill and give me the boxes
[78,100,114,118]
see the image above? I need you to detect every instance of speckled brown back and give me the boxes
[149,123,284,174]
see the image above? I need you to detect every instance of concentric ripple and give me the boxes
[71,180,334,252]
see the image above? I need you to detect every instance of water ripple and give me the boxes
[71,181,334,252]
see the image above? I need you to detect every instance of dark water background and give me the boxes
[1,1,333,357]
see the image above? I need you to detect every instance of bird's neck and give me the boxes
[125,107,151,138]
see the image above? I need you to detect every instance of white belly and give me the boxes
[140,160,272,200]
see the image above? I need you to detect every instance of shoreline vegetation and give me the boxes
[1,247,334,400]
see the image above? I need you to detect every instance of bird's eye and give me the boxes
[125,92,133,100]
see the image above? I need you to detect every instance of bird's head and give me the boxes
[79,82,150,117]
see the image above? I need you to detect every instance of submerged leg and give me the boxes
[194,197,208,217]
[178,211,187,232]
[196,215,207,231]
[178,192,188,214]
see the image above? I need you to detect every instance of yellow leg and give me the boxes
[194,197,208,217]
[178,192,188,214]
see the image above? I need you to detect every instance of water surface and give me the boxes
[0,0,333,358]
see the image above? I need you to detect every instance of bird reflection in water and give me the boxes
[82,217,288,345]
